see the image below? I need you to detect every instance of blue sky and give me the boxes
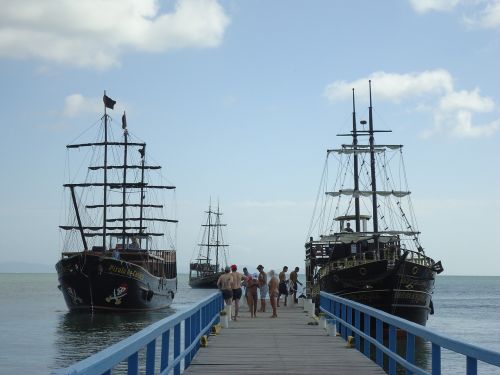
[0,0,499,275]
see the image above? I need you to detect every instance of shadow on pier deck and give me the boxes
[185,303,385,375]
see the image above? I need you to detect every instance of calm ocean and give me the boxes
[0,274,498,374]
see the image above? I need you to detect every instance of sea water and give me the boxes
[0,274,498,374]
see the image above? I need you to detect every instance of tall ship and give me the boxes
[56,93,178,311]
[189,202,229,288]
[305,82,443,325]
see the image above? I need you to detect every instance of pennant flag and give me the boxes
[103,94,116,109]
[122,112,127,129]
[138,146,145,158]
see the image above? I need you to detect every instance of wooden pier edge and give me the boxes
[184,302,385,374]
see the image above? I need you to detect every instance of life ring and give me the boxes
[332,274,340,282]
[411,266,419,275]
[359,267,367,276]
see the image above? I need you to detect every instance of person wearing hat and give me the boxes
[230,264,243,321]
[217,266,233,306]
[257,265,268,313]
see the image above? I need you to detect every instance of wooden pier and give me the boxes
[184,302,385,374]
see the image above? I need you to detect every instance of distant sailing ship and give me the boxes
[56,93,178,311]
[305,82,443,325]
[189,202,229,288]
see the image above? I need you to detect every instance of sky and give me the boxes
[0,0,499,276]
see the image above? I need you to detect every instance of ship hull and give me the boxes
[189,272,222,289]
[56,253,176,311]
[318,260,435,326]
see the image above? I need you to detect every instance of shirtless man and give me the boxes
[217,266,233,306]
[230,264,243,320]
[257,265,268,312]
[277,266,288,307]
[289,266,303,304]
[268,270,279,318]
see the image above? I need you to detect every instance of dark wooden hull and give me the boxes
[189,272,222,289]
[55,253,176,311]
[318,260,436,326]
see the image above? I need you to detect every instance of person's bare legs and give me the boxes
[260,298,266,313]
[270,294,277,317]
[234,299,240,320]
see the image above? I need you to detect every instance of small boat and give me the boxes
[189,202,229,288]
[305,82,443,325]
[56,93,178,311]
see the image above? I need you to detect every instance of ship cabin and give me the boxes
[305,214,403,269]
[109,234,150,252]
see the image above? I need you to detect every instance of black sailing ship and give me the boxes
[305,82,443,325]
[56,93,178,311]
[189,202,229,288]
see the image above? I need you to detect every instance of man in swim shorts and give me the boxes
[217,266,233,306]
[230,264,243,320]
[278,266,288,307]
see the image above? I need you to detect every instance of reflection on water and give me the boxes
[52,308,174,370]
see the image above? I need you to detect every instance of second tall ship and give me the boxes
[305,82,443,325]
[189,203,229,288]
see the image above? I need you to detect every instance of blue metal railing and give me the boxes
[53,292,224,375]
[320,291,500,375]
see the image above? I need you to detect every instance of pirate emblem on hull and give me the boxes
[66,287,83,305]
[105,283,128,305]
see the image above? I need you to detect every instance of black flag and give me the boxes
[122,112,127,129]
[103,94,116,109]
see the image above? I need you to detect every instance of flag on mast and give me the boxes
[122,111,127,129]
[103,94,116,109]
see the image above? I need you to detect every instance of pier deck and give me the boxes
[184,302,385,374]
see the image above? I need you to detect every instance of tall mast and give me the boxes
[139,145,146,235]
[352,89,361,232]
[103,91,108,249]
[368,80,379,234]
[207,201,212,265]
[215,201,220,272]
[121,112,128,248]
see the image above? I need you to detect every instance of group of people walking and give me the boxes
[217,264,303,320]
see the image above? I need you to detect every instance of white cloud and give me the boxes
[409,0,460,14]
[0,0,230,69]
[324,70,500,139]
[409,0,500,29]
[62,94,102,117]
[324,70,453,103]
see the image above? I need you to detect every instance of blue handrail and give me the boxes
[320,291,500,375]
[53,292,224,375]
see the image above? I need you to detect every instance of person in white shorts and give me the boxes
[257,264,268,312]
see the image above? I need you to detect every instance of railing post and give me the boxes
[174,322,181,375]
[160,330,170,372]
[146,339,156,375]
[128,352,138,375]
[355,309,361,351]
[466,356,478,375]
[364,312,371,357]
[389,325,397,375]
[406,332,415,375]
[431,343,441,375]
[376,318,383,367]
[185,315,192,368]
[341,303,347,339]
[347,306,353,338]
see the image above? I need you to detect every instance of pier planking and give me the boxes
[184,302,385,374]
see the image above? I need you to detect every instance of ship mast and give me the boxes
[368,80,379,235]
[215,202,220,272]
[121,112,128,248]
[352,89,361,232]
[103,91,109,250]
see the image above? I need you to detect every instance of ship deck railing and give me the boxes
[52,292,224,375]
[317,248,434,278]
[320,291,500,375]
